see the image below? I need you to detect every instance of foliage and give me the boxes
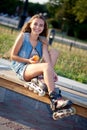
[0,0,48,17]
[47,0,87,23]
[1,0,87,40]
[47,18,62,29]
[28,2,48,16]
[0,0,22,15]
[72,0,87,23]
[74,23,87,40]
[47,0,87,40]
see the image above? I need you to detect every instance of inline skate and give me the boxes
[24,77,47,96]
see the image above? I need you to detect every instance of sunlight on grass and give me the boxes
[52,42,87,83]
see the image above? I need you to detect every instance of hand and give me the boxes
[28,57,37,64]
[29,55,40,64]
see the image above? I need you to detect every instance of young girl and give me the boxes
[11,14,71,111]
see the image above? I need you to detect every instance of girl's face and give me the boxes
[30,18,44,35]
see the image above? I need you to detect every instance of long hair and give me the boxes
[21,14,48,37]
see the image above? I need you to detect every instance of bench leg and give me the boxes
[0,87,6,102]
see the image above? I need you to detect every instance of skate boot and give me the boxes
[52,107,76,120]
[24,80,45,96]
[31,77,48,94]
[49,91,72,111]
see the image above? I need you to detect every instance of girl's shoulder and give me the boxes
[39,36,48,46]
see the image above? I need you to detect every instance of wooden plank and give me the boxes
[0,77,87,118]
[0,70,25,86]
[0,70,87,107]
[72,104,87,118]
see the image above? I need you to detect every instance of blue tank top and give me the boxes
[11,33,43,73]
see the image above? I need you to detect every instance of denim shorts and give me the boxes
[16,65,27,81]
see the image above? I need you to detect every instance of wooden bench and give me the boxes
[0,63,87,118]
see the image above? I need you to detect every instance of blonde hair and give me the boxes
[21,14,48,37]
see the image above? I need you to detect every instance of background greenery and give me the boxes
[0,25,87,84]
[0,0,87,41]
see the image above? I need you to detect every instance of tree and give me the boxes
[47,0,87,23]
[0,0,22,15]
[73,0,87,23]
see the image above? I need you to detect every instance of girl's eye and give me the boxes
[39,24,44,27]
[34,22,38,26]
[34,22,44,27]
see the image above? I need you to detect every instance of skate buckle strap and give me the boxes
[49,91,61,100]
[56,99,72,109]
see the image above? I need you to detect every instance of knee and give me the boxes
[49,48,59,57]
[44,63,52,71]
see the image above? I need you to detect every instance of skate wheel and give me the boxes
[71,107,76,115]
[24,83,29,88]
[52,112,59,120]
[29,86,33,91]
[34,90,38,94]
[38,91,45,96]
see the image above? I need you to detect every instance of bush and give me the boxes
[74,24,87,40]
[47,18,62,29]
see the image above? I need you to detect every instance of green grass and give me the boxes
[51,42,87,84]
[0,25,87,84]
[0,25,19,57]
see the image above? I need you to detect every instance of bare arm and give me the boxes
[41,38,58,81]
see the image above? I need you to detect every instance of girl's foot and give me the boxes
[49,91,72,111]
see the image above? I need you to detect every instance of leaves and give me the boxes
[47,0,87,23]
[72,0,87,23]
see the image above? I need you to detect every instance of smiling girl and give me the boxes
[11,14,72,112]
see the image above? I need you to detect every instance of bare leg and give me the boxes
[49,48,59,81]
[37,48,59,86]
[48,49,72,110]
[37,48,59,85]
[24,63,55,93]
[49,48,59,67]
